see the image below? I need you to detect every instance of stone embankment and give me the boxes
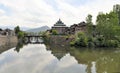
[0,36,18,53]
[49,35,74,46]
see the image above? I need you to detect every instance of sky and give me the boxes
[0,0,120,29]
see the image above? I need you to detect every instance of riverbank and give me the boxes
[0,36,18,53]
[43,32,120,48]
[44,35,74,46]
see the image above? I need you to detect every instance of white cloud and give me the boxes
[0,0,120,29]
[0,9,5,15]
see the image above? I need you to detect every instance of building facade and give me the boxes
[52,19,68,35]
[51,19,87,35]
[69,21,87,34]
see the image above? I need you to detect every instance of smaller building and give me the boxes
[0,28,15,36]
[5,28,15,36]
[69,21,87,34]
[52,19,68,35]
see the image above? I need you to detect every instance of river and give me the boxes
[0,43,120,73]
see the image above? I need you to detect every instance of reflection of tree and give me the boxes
[68,48,96,73]
[14,39,26,52]
[96,52,120,73]
[86,62,92,73]
[45,40,120,73]
[69,47,120,73]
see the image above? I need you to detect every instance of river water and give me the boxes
[0,44,120,73]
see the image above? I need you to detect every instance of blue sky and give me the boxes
[0,0,120,29]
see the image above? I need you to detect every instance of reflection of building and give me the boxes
[52,51,66,60]
[46,44,69,60]
[50,46,68,60]
[52,19,68,35]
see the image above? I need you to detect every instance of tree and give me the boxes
[86,14,94,36]
[14,26,20,35]
[75,32,88,47]
[86,14,92,23]
[113,4,120,25]
[96,11,119,40]
[17,31,24,39]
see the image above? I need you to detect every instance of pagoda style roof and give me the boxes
[54,19,66,27]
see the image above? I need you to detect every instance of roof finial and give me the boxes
[59,18,61,21]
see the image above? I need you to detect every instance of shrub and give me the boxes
[88,42,95,47]
[74,32,88,47]
[94,36,105,47]
[18,31,24,39]
[70,41,75,46]
[105,40,119,47]
[87,37,95,47]
[52,30,58,35]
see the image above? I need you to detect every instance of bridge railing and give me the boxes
[25,32,44,37]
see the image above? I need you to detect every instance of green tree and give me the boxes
[75,32,88,47]
[113,4,120,25]
[96,11,119,40]
[18,31,24,39]
[86,14,94,36]
[14,26,20,35]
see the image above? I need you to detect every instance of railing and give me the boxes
[25,33,43,44]
[25,33,43,37]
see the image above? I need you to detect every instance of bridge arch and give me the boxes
[25,34,44,44]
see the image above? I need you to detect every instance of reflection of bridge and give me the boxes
[25,34,44,44]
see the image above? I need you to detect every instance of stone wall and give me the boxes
[49,35,74,46]
[0,36,18,52]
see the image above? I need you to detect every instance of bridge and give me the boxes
[25,33,44,44]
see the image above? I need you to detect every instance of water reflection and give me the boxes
[0,44,87,73]
[14,41,24,52]
[0,43,17,54]
[46,43,120,73]
[14,38,44,53]
[0,43,120,73]
[69,47,120,73]
[46,44,69,60]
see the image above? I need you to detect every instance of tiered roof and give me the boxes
[53,19,67,27]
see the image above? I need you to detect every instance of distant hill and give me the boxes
[26,26,50,33]
[0,25,30,31]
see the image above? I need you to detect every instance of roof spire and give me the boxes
[59,18,61,21]
[53,18,66,26]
